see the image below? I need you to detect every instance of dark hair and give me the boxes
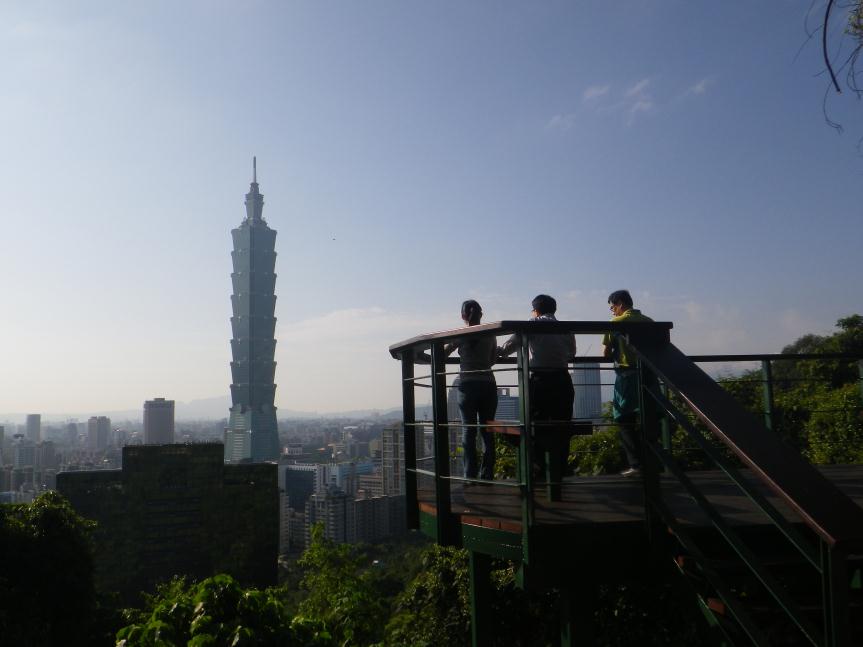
[461,299,483,325]
[531,294,557,316]
[607,290,633,308]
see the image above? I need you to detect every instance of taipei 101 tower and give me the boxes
[225,158,280,462]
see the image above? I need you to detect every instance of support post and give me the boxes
[659,382,672,453]
[821,541,851,647]
[559,586,595,647]
[401,354,419,529]
[637,356,663,552]
[469,550,493,647]
[430,342,454,544]
[518,333,534,566]
[761,359,774,433]
[858,360,863,402]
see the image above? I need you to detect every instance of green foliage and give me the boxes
[494,438,518,479]
[0,491,99,647]
[716,315,863,464]
[852,3,863,39]
[568,426,627,475]
[385,544,558,647]
[386,544,471,646]
[115,574,316,647]
[297,523,387,646]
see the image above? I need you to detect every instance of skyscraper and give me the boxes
[227,159,280,462]
[143,398,175,444]
[25,414,41,444]
[87,416,111,451]
[572,362,603,420]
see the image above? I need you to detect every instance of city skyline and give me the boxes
[2,3,862,415]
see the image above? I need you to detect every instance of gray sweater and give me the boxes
[449,336,496,382]
[499,314,576,370]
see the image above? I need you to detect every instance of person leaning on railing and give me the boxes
[498,294,576,479]
[445,300,498,482]
[602,289,654,478]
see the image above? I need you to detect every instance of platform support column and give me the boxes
[761,359,774,433]
[469,550,493,647]
[401,354,419,529]
[857,360,863,402]
[637,358,663,551]
[431,342,454,544]
[559,587,595,647]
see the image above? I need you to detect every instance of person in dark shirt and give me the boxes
[499,294,575,482]
[446,300,497,481]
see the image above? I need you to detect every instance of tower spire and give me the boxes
[244,157,264,222]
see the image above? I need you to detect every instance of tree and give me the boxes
[718,315,863,463]
[115,574,327,647]
[813,1,863,132]
[295,523,387,646]
[0,492,100,647]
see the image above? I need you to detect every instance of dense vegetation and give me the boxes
[0,491,112,647]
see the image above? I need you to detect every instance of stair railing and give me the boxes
[628,339,863,647]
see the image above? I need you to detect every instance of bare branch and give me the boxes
[823,0,844,92]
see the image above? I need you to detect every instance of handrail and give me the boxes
[689,353,863,362]
[388,320,674,357]
[630,340,863,549]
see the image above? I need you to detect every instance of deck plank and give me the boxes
[417,465,863,534]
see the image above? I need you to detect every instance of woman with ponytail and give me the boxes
[446,299,498,481]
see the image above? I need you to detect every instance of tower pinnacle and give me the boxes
[245,156,264,222]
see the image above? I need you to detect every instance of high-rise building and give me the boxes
[87,416,111,451]
[496,387,520,421]
[143,398,175,444]
[57,444,277,602]
[25,414,41,444]
[572,362,603,420]
[13,435,35,469]
[65,421,79,446]
[281,463,320,511]
[305,487,352,544]
[381,424,404,496]
[226,158,280,463]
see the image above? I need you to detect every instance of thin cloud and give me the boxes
[582,84,611,101]
[625,78,651,97]
[629,99,653,115]
[546,113,577,132]
[688,77,713,96]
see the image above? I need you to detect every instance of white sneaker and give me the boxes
[620,467,641,477]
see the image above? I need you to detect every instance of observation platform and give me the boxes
[390,319,863,646]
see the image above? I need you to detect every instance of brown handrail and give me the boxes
[632,340,863,549]
[388,320,673,357]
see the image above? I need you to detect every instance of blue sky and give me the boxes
[1,1,861,417]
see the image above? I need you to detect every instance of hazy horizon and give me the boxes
[3,2,861,415]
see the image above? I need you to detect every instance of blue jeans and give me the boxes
[457,380,497,480]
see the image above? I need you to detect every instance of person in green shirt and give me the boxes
[602,290,653,477]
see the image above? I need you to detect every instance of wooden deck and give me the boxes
[417,465,863,534]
